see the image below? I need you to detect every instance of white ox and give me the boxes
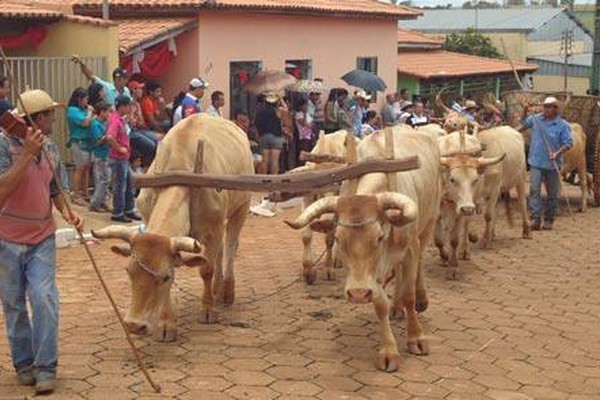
[434,131,505,278]
[92,114,254,340]
[561,123,590,212]
[476,126,531,246]
[287,126,441,372]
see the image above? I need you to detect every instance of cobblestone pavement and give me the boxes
[1,189,599,400]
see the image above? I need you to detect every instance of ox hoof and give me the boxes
[154,326,177,342]
[407,337,430,356]
[468,233,479,243]
[415,293,429,313]
[445,267,463,281]
[324,269,336,282]
[375,352,401,372]
[459,250,470,261]
[303,268,318,285]
[199,309,217,324]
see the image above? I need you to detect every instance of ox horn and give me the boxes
[435,88,452,114]
[477,153,506,169]
[376,192,418,227]
[171,237,203,253]
[91,225,134,242]
[285,196,339,230]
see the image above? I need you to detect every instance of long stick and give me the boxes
[0,46,161,393]
[500,38,525,91]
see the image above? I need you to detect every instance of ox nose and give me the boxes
[460,206,476,216]
[347,288,374,304]
[125,321,150,336]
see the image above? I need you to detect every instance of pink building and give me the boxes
[72,0,420,118]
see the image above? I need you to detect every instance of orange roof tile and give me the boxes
[2,1,114,25]
[398,50,538,80]
[72,0,420,19]
[117,18,197,52]
[0,3,63,19]
[397,28,443,46]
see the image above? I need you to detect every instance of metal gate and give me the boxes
[0,56,107,163]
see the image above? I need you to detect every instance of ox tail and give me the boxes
[501,190,515,227]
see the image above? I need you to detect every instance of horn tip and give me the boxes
[284,220,302,230]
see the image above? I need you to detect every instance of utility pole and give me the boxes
[561,29,573,93]
[591,0,600,95]
[102,0,109,20]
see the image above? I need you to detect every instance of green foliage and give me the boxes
[462,1,500,8]
[442,28,503,59]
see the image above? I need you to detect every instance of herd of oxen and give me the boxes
[90,99,590,373]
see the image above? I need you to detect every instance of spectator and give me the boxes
[128,81,159,169]
[173,77,209,124]
[349,90,370,137]
[0,75,13,118]
[280,96,295,171]
[361,110,381,137]
[105,95,141,223]
[89,101,111,213]
[295,98,314,154]
[462,100,478,122]
[235,111,262,171]
[0,89,83,395]
[336,90,352,131]
[170,91,186,126]
[323,89,339,133]
[66,87,94,205]
[308,91,324,135]
[522,97,573,230]
[207,91,225,118]
[399,88,410,108]
[141,81,169,132]
[399,102,414,124]
[406,101,430,127]
[87,82,107,108]
[381,94,400,127]
[72,56,131,106]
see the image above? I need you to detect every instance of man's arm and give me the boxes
[71,55,95,82]
[52,193,84,231]
[550,122,574,161]
[0,130,43,208]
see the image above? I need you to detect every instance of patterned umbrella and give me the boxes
[286,79,329,94]
[243,70,297,94]
[341,69,387,92]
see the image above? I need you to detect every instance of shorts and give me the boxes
[71,141,92,167]
[260,133,284,150]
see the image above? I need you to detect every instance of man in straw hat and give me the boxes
[522,96,572,230]
[0,89,83,394]
[350,89,371,137]
[462,99,478,122]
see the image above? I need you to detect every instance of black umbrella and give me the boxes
[341,69,387,92]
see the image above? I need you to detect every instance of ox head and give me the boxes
[91,226,207,337]
[440,153,506,216]
[286,194,417,304]
[435,90,470,133]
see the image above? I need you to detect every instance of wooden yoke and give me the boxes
[344,130,359,195]
[195,140,204,174]
[385,128,397,192]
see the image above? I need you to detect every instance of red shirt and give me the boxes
[106,111,131,160]
[141,96,158,126]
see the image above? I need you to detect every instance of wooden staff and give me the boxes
[0,46,161,393]
[500,38,525,91]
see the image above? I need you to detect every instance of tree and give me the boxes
[443,28,503,59]
[462,1,500,8]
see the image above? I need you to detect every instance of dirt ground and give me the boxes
[1,187,599,400]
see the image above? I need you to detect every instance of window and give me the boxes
[356,57,378,101]
[230,61,262,119]
[285,59,312,80]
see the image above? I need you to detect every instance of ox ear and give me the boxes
[176,252,208,268]
[110,244,132,257]
[309,217,336,233]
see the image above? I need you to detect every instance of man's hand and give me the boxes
[549,151,559,161]
[71,55,81,64]
[24,128,44,157]
[119,146,128,155]
[62,209,84,231]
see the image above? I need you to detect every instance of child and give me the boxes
[89,101,111,212]
[106,95,142,223]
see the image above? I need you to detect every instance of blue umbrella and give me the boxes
[341,69,387,92]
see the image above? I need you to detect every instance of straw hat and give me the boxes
[264,91,280,104]
[355,89,371,101]
[543,96,559,106]
[17,89,61,116]
[464,100,478,110]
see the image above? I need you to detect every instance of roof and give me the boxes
[402,7,565,32]
[397,28,443,48]
[398,50,538,80]
[0,3,63,19]
[71,0,421,19]
[529,53,592,68]
[1,1,114,26]
[118,18,197,53]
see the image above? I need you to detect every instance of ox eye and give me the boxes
[450,177,457,185]
[377,233,385,242]
[162,275,171,283]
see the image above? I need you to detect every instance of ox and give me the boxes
[475,126,531,247]
[287,126,441,371]
[561,123,591,212]
[415,123,448,138]
[435,91,470,133]
[298,130,358,284]
[92,114,254,341]
[434,130,505,278]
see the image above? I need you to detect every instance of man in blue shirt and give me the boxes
[71,56,131,106]
[522,96,573,230]
[349,90,370,138]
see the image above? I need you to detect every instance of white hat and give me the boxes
[543,96,559,106]
[190,77,209,89]
[464,100,478,109]
[355,89,371,101]
[264,91,280,104]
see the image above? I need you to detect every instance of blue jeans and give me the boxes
[110,158,135,217]
[130,130,157,168]
[0,235,58,375]
[529,167,560,223]
[90,158,110,209]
